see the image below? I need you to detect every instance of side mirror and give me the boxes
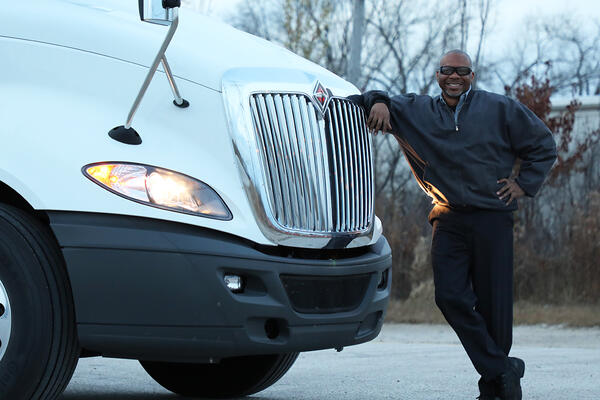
[138,0,181,26]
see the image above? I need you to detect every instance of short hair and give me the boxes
[440,50,472,67]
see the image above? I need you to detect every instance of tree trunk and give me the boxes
[348,0,365,86]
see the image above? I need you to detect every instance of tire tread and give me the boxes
[0,204,78,400]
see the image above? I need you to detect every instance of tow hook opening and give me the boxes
[264,319,280,339]
[377,268,389,290]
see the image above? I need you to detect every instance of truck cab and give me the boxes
[0,1,391,398]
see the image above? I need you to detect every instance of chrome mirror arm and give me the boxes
[161,55,187,108]
[109,3,188,145]
[125,7,187,130]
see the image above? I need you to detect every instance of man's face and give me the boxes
[436,53,474,98]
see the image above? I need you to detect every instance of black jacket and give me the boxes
[349,89,557,211]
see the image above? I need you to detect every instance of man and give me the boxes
[349,50,556,400]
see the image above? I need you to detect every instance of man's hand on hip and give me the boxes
[497,178,525,205]
[367,103,393,135]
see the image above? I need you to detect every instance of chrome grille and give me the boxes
[249,93,373,233]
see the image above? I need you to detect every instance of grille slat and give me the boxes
[350,104,362,230]
[307,104,331,231]
[359,107,370,227]
[250,93,373,235]
[289,95,316,231]
[267,95,295,227]
[330,100,345,231]
[281,95,307,228]
[338,100,352,231]
[272,95,301,228]
[342,100,357,230]
[296,97,320,230]
[364,110,374,224]
[254,95,285,223]
[325,107,340,232]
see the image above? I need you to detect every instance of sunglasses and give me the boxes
[439,66,472,76]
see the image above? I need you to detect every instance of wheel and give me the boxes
[140,352,299,398]
[0,204,79,400]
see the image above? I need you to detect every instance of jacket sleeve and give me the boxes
[507,99,557,197]
[348,90,390,114]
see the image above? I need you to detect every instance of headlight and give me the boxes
[83,163,232,220]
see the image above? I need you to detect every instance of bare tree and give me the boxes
[472,0,491,75]
[459,0,468,51]
[496,15,600,96]
[506,75,600,303]
[231,0,496,92]
[230,0,284,41]
[347,0,365,85]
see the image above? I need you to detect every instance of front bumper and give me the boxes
[49,212,392,362]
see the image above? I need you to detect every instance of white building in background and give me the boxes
[551,96,600,162]
[543,95,600,227]
[552,96,600,136]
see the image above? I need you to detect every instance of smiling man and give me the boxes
[349,50,557,400]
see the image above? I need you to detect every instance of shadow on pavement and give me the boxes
[60,394,275,400]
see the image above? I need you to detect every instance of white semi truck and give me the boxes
[0,1,392,398]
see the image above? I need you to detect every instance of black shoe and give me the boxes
[497,357,525,400]
[477,377,499,400]
[508,357,525,377]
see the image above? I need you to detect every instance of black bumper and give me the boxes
[49,212,392,362]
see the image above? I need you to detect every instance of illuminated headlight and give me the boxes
[83,163,232,220]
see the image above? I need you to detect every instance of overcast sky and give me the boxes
[183,0,599,97]
[200,0,600,24]
[491,0,600,42]
[195,0,600,52]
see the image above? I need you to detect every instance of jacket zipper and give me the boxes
[455,108,462,133]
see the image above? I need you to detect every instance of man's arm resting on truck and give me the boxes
[348,91,393,134]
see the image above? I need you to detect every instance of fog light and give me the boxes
[224,274,244,293]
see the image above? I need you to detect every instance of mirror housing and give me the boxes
[138,0,181,25]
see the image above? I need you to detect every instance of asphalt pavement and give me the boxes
[60,323,600,400]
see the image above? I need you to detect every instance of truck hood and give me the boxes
[1,0,354,93]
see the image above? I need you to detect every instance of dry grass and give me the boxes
[513,301,600,327]
[385,279,446,324]
[384,279,600,327]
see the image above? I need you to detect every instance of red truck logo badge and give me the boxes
[312,81,332,116]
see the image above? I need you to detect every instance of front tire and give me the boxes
[140,353,299,398]
[0,204,79,400]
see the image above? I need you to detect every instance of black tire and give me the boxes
[140,352,299,398]
[0,204,79,400]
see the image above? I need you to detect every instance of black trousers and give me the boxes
[429,205,513,380]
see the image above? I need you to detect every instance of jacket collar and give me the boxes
[438,86,473,107]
